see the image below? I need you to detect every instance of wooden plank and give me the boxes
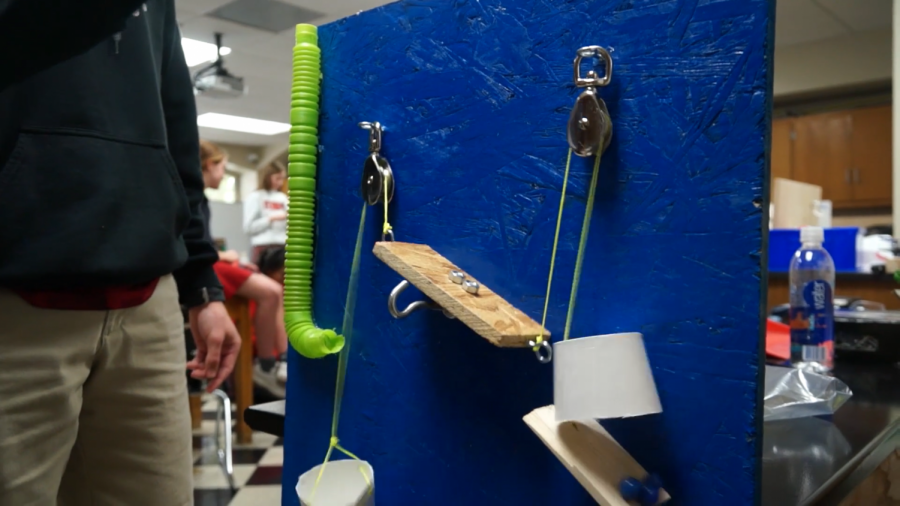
[524,405,670,505]
[225,296,254,445]
[373,241,548,347]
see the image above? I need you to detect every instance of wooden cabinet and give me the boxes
[772,105,892,209]
[794,111,854,204]
[850,106,892,206]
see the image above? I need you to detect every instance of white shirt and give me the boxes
[243,190,288,246]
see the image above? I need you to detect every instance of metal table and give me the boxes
[248,363,900,504]
[762,361,900,505]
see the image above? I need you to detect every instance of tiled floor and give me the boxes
[193,397,283,505]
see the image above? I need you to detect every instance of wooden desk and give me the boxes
[224,297,254,445]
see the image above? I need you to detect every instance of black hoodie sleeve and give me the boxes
[159,2,224,306]
[0,0,147,91]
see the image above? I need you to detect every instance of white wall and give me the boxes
[209,201,251,260]
[775,28,892,97]
[208,162,258,261]
[240,170,258,201]
[257,141,289,171]
[198,157,261,262]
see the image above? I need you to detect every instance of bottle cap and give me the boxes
[800,226,824,244]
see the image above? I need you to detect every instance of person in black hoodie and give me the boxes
[0,1,241,504]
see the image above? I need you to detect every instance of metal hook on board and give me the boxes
[359,121,395,206]
[388,280,454,320]
[567,46,614,158]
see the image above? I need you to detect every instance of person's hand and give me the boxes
[219,249,240,263]
[269,211,287,222]
[187,301,241,392]
[241,262,260,273]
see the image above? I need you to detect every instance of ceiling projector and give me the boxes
[193,33,247,99]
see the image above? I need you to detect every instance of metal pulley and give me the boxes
[359,121,395,206]
[567,46,613,158]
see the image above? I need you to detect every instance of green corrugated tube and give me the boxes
[284,24,344,359]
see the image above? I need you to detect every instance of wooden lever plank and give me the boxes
[524,405,670,505]
[373,241,549,347]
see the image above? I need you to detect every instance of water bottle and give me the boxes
[789,226,835,372]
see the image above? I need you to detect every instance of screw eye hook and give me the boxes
[358,121,383,153]
[528,339,553,364]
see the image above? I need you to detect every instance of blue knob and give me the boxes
[639,484,660,505]
[619,477,643,501]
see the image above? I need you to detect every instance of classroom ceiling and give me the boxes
[775,0,891,48]
[179,0,893,147]
[176,0,392,146]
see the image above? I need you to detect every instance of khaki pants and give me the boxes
[0,275,193,506]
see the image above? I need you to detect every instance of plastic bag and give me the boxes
[763,366,852,421]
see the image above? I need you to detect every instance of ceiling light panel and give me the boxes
[197,113,290,135]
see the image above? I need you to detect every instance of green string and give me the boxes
[311,204,373,502]
[535,149,573,350]
[564,152,603,340]
[536,147,603,346]
[330,203,366,436]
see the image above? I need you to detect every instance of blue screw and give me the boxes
[619,477,643,501]
[640,483,660,505]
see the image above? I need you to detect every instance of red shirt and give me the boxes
[15,278,160,310]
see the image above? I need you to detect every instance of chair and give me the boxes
[185,296,255,445]
[224,296,255,445]
[211,388,236,489]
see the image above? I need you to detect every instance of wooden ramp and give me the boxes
[373,241,549,347]
[524,405,670,505]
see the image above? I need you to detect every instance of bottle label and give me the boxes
[790,280,834,363]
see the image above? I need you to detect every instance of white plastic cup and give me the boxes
[553,332,662,421]
[297,460,375,506]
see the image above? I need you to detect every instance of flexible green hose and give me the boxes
[284,24,344,359]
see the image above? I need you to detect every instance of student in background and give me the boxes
[200,141,289,397]
[243,162,288,264]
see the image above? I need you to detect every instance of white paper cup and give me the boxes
[553,332,662,422]
[297,460,375,506]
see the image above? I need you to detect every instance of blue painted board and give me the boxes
[284,0,771,504]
